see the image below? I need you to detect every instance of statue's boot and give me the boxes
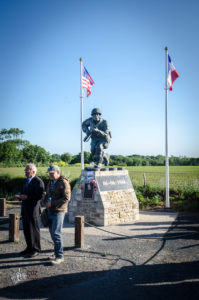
[96,149,103,168]
[103,153,110,166]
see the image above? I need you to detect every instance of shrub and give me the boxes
[0,174,78,201]
[51,161,67,167]
[135,184,199,211]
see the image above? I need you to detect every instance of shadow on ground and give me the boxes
[0,260,199,300]
[0,212,199,300]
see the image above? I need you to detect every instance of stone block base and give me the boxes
[68,168,139,226]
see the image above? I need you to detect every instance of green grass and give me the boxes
[0,166,81,200]
[0,166,199,211]
[0,166,81,181]
[0,165,199,190]
[127,166,199,191]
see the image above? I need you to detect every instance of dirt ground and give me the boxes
[0,206,199,300]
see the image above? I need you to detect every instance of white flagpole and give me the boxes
[165,46,170,208]
[80,58,84,171]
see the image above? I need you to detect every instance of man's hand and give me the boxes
[45,202,51,208]
[19,194,28,200]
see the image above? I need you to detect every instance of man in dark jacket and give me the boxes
[18,163,44,257]
[44,165,71,265]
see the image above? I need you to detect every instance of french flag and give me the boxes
[167,55,179,91]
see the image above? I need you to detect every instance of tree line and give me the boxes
[0,128,198,166]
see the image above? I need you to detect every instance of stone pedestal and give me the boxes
[68,168,139,226]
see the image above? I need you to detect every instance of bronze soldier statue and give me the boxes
[82,108,111,167]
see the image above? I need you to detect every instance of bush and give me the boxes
[51,161,67,167]
[135,184,199,211]
[136,185,164,199]
[0,175,24,198]
[0,175,78,201]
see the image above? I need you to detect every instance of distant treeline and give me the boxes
[0,128,198,166]
[109,154,199,166]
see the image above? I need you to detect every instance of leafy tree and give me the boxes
[22,145,51,164]
[60,152,72,163]
[156,155,165,165]
[0,128,27,165]
[142,160,149,166]
[51,154,61,162]
[70,154,80,164]
[0,128,25,141]
[0,141,22,165]
[84,151,91,164]
[1,128,199,167]
[125,157,134,166]
[132,158,142,166]
[70,152,90,164]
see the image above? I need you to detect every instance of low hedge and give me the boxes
[1,176,199,211]
[0,175,77,200]
[136,185,199,211]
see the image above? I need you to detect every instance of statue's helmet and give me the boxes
[91,108,102,115]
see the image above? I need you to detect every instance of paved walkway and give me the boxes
[0,209,199,300]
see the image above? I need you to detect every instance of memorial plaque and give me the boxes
[84,182,94,199]
[96,175,133,191]
[86,171,94,181]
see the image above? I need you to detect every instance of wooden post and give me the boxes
[75,216,84,248]
[143,173,146,187]
[0,198,6,217]
[9,213,20,242]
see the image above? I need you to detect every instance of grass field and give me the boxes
[128,166,199,191]
[0,165,199,191]
[1,166,199,211]
[0,166,81,181]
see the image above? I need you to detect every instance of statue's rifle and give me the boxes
[83,133,92,142]
[83,123,97,142]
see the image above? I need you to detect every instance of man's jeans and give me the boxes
[48,211,65,259]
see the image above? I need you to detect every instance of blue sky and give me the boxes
[1,0,199,157]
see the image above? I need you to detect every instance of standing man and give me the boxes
[44,165,71,265]
[19,163,44,257]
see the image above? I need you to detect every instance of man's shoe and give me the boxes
[26,251,39,258]
[48,254,56,261]
[19,249,31,256]
[50,257,64,265]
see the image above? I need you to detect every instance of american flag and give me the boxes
[82,65,95,97]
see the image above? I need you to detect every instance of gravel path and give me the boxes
[0,206,199,300]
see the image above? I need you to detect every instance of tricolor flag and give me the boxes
[82,65,95,97]
[167,55,179,91]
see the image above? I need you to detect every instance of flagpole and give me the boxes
[165,46,170,208]
[80,58,84,171]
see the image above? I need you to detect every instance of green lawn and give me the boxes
[127,166,199,190]
[1,165,199,210]
[0,166,80,180]
[0,165,199,191]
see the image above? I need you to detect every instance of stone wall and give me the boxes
[68,168,139,226]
